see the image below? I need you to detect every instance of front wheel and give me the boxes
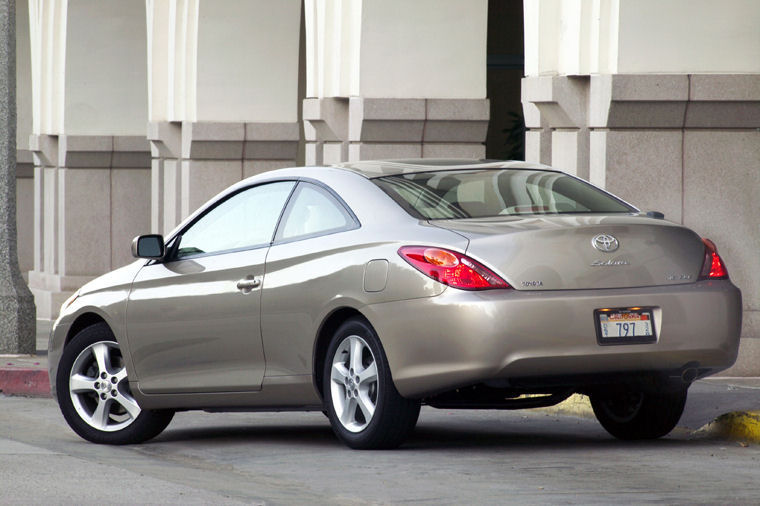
[590,386,688,440]
[56,323,174,445]
[323,317,420,449]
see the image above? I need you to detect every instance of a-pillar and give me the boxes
[27,0,151,319]
[303,0,489,164]
[147,0,301,234]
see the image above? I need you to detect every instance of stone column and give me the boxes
[15,0,33,283]
[28,135,151,318]
[522,0,760,375]
[521,76,590,177]
[587,74,760,375]
[304,0,489,164]
[27,0,150,319]
[149,121,299,234]
[147,0,301,231]
[0,0,35,353]
[16,149,33,281]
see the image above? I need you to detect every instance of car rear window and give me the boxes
[373,169,635,219]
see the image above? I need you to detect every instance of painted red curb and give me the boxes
[0,368,51,397]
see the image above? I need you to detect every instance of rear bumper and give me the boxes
[364,280,742,398]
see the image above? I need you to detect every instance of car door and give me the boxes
[126,181,296,394]
[261,181,361,377]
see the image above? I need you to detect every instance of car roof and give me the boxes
[331,159,553,178]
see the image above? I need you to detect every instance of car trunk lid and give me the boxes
[431,214,706,290]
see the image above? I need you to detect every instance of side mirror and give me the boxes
[646,211,665,219]
[131,234,165,259]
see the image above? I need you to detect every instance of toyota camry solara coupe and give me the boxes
[49,159,742,449]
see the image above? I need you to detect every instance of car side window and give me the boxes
[276,182,355,241]
[175,181,295,259]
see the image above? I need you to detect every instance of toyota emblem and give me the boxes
[592,234,619,252]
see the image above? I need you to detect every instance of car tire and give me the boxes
[590,386,688,440]
[56,323,174,445]
[323,317,420,449]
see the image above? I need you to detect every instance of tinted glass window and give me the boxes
[176,181,295,258]
[277,183,354,241]
[374,169,634,219]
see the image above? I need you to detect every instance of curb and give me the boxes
[538,393,594,419]
[695,411,760,444]
[0,368,51,397]
[544,393,760,444]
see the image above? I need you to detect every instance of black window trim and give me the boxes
[155,176,360,263]
[160,179,299,263]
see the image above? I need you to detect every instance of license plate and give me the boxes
[594,307,657,345]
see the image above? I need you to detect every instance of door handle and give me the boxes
[236,276,261,293]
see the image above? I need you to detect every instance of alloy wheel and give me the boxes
[68,341,141,432]
[329,335,379,433]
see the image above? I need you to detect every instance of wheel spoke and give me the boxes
[91,342,111,376]
[340,397,358,426]
[90,398,112,430]
[349,337,364,374]
[358,361,377,384]
[114,394,141,420]
[113,366,128,384]
[70,373,95,393]
[331,362,349,384]
[356,390,375,421]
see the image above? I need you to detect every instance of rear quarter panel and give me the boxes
[260,222,468,377]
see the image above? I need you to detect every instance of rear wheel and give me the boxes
[590,386,688,440]
[323,317,420,449]
[56,323,174,445]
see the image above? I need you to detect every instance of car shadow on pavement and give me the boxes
[153,423,339,446]
[151,418,702,451]
[405,425,696,452]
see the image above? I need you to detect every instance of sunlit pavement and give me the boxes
[1,395,759,504]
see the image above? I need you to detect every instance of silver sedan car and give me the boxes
[49,159,742,449]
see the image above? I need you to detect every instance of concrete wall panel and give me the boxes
[111,168,151,269]
[16,178,34,276]
[617,0,760,74]
[180,160,242,218]
[683,130,760,341]
[359,0,486,98]
[64,0,147,135]
[591,130,683,221]
[57,169,111,277]
[196,0,300,122]
[162,160,181,236]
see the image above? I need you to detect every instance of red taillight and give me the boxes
[398,246,511,290]
[699,238,728,280]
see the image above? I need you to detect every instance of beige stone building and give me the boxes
[14,1,760,374]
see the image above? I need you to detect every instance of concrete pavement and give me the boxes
[2,319,758,442]
[4,395,760,504]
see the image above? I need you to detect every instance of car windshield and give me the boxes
[373,169,635,219]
